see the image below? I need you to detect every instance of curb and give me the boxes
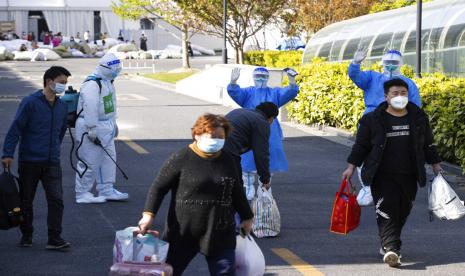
[130,75,176,92]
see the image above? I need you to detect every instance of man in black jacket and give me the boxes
[223,102,279,191]
[342,78,442,267]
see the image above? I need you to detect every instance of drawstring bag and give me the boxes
[252,186,281,238]
[330,179,361,235]
[428,173,465,221]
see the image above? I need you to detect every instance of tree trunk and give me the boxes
[234,45,244,64]
[181,25,190,69]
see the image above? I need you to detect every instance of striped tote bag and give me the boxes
[252,186,281,238]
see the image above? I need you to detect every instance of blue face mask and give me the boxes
[52,82,67,94]
[196,135,225,153]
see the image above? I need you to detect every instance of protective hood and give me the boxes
[382,50,403,78]
[95,53,122,81]
[253,67,269,89]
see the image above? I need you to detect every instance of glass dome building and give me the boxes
[302,0,465,76]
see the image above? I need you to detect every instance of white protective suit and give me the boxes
[75,53,128,203]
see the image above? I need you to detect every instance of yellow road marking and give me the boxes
[118,136,149,154]
[272,248,325,276]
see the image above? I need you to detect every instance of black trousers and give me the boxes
[166,241,235,276]
[18,162,64,239]
[371,172,417,252]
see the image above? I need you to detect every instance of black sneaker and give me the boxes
[19,235,32,247]
[46,237,71,251]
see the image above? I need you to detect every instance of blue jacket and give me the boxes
[348,63,421,114]
[227,83,299,172]
[2,90,68,165]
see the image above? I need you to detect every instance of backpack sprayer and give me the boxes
[60,83,128,180]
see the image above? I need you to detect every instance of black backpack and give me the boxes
[0,168,22,230]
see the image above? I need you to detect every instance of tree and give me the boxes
[112,0,205,69]
[370,0,432,13]
[283,0,374,36]
[175,0,287,64]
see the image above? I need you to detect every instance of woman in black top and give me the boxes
[138,114,254,276]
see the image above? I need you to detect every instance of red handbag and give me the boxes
[330,179,361,235]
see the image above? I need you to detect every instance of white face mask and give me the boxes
[389,95,408,110]
[52,82,67,94]
[196,134,225,153]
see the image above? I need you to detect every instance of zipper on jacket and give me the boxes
[48,99,55,163]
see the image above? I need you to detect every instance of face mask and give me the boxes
[390,95,408,110]
[52,82,67,94]
[111,67,122,79]
[196,135,225,153]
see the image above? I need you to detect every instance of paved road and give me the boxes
[0,59,465,276]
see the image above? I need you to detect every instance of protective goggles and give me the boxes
[383,60,400,66]
[253,73,269,80]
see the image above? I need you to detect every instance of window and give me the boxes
[329,40,345,61]
[391,32,405,50]
[371,33,393,57]
[140,18,155,30]
[317,41,332,58]
[343,38,361,60]
[404,31,416,53]
[444,23,465,48]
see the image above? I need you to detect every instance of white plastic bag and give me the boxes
[113,226,169,264]
[252,186,281,238]
[235,234,265,276]
[428,173,465,221]
[357,185,374,206]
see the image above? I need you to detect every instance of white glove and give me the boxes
[87,127,97,143]
[230,68,240,84]
[353,48,368,64]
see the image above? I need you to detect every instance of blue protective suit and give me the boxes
[348,63,421,114]
[227,83,299,172]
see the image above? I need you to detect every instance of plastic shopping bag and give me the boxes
[235,234,265,276]
[113,226,169,264]
[428,173,465,221]
[356,185,374,207]
[252,186,281,238]
[330,179,361,235]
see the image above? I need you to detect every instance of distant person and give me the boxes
[31,41,39,50]
[39,31,45,42]
[19,43,27,51]
[43,32,51,45]
[70,36,75,43]
[138,114,253,276]
[187,41,193,57]
[52,32,62,47]
[117,31,124,42]
[342,78,442,267]
[102,32,107,46]
[139,33,147,51]
[1,66,72,251]
[21,31,27,40]
[76,32,81,40]
[84,30,90,43]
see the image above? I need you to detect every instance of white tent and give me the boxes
[0,0,139,39]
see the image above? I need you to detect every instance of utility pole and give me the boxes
[222,0,228,64]
[416,0,422,78]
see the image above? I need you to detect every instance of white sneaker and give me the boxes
[99,189,129,201]
[383,251,401,267]
[76,192,107,204]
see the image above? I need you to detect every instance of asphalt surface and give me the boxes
[0,59,465,276]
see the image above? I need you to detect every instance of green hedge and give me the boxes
[244,50,302,68]
[245,51,465,171]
